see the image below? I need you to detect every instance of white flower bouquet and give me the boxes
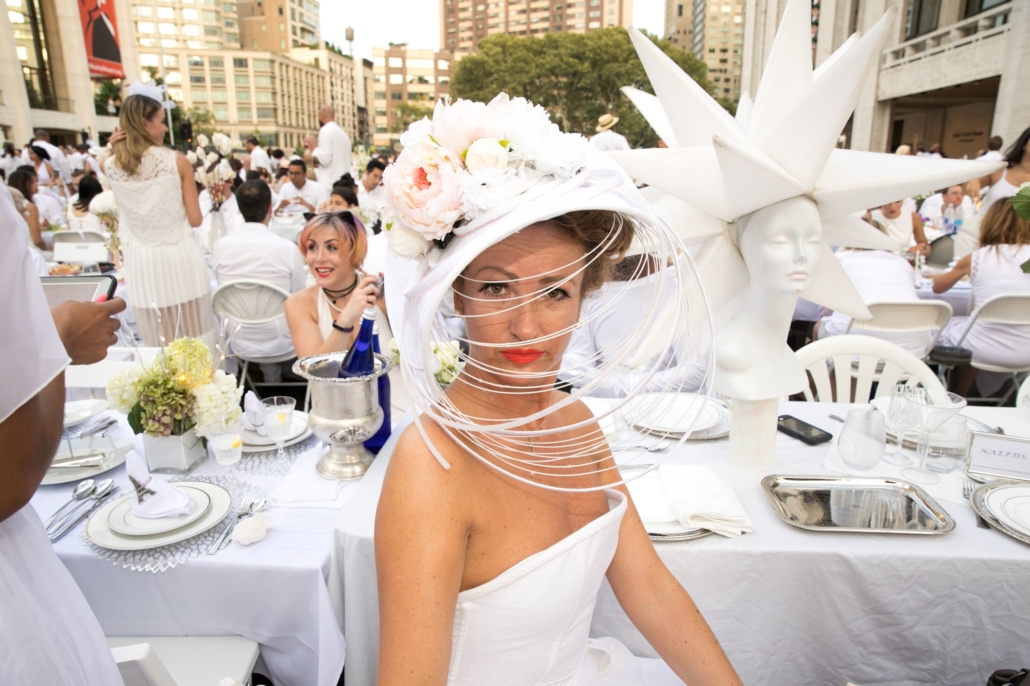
[107,338,242,438]
[390,339,465,387]
[381,93,591,259]
[88,190,122,268]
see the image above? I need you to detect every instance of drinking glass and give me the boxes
[262,396,297,461]
[210,426,244,474]
[900,391,967,484]
[922,415,968,475]
[883,385,925,466]
[837,409,886,471]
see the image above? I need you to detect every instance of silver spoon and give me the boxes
[48,478,113,534]
[50,480,116,542]
[624,441,672,452]
[44,479,94,529]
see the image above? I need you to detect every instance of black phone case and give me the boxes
[776,416,833,445]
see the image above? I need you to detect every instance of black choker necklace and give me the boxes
[321,272,359,304]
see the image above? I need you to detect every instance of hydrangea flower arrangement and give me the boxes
[381,93,591,259]
[107,338,242,438]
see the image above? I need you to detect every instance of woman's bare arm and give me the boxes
[176,154,203,227]
[912,214,930,254]
[26,204,46,250]
[932,253,971,293]
[375,426,469,686]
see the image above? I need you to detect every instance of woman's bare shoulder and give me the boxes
[285,285,317,315]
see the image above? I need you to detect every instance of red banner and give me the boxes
[78,0,124,79]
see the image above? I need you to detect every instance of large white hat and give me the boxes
[127,80,176,110]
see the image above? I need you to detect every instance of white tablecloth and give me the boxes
[328,402,1030,686]
[916,276,972,317]
[31,413,352,686]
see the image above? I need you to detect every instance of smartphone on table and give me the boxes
[40,275,118,309]
[777,414,833,446]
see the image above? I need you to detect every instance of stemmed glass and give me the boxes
[210,424,244,474]
[262,396,297,461]
[900,391,967,485]
[883,385,925,466]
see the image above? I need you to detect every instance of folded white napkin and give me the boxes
[230,512,273,545]
[125,451,192,519]
[269,445,352,508]
[241,391,268,436]
[658,465,753,538]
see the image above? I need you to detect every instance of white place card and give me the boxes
[966,431,1030,483]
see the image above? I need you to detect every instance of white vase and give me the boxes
[142,428,207,475]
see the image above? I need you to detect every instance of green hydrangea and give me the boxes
[136,374,195,437]
[163,338,213,389]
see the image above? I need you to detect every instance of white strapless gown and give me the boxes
[447,489,685,686]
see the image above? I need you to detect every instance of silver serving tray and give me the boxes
[648,528,714,543]
[761,475,956,534]
[971,480,1030,547]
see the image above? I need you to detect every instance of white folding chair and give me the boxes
[1017,375,1030,410]
[795,335,946,403]
[51,230,109,263]
[108,636,259,686]
[948,293,1030,405]
[845,300,953,357]
[211,280,307,400]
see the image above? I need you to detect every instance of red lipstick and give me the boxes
[501,348,543,365]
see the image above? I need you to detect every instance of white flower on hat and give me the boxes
[382,137,465,241]
[186,150,198,165]
[205,151,219,165]
[385,220,433,260]
[211,132,234,157]
[464,138,509,174]
[197,133,210,148]
[217,158,235,182]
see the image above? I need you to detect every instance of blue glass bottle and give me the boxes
[337,308,377,378]
[365,324,392,455]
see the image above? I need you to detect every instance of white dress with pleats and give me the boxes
[447,489,685,686]
[105,147,215,348]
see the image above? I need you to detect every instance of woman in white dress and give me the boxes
[375,97,740,686]
[27,144,62,198]
[103,93,214,347]
[7,168,47,251]
[934,200,1030,395]
[967,127,1030,215]
[868,200,929,254]
[65,175,104,234]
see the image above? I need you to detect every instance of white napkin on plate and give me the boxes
[241,391,268,436]
[658,465,753,538]
[125,451,192,519]
[269,444,353,508]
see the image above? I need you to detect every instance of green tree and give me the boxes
[452,28,728,148]
[390,102,434,134]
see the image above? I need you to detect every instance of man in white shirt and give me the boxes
[977,135,1005,163]
[245,136,272,175]
[309,105,352,187]
[277,159,329,215]
[589,114,631,152]
[357,158,386,223]
[20,129,70,182]
[213,180,307,382]
[919,185,974,231]
[0,187,125,686]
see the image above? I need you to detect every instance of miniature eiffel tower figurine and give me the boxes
[129,474,157,504]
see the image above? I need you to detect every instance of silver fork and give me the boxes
[963,481,989,529]
[207,493,255,554]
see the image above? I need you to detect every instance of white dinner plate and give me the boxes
[106,485,212,536]
[985,486,1030,538]
[621,393,721,436]
[64,399,109,428]
[42,437,134,486]
[242,411,308,447]
[87,482,232,551]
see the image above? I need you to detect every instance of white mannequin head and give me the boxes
[734,195,822,296]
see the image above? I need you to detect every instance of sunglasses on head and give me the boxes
[303,210,356,225]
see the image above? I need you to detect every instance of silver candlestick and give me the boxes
[292,352,392,480]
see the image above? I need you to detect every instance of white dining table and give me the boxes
[916,274,972,317]
[31,413,352,686]
[327,401,1030,686]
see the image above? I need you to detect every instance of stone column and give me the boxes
[46,0,98,138]
[0,7,33,143]
[992,0,1030,146]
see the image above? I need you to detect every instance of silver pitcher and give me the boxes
[292,352,393,480]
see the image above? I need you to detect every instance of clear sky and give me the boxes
[322,0,665,62]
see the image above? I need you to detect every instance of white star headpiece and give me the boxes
[128,80,176,110]
[609,0,1004,348]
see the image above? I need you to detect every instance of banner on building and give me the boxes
[78,0,124,79]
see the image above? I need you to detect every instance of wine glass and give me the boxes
[922,415,968,475]
[262,396,297,462]
[210,425,244,474]
[837,409,886,471]
[883,385,925,466]
[900,391,967,485]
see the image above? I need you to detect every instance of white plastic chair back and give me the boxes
[846,300,952,351]
[959,294,1030,334]
[212,280,292,325]
[796,335,946,403]
[1018,376,1030,409]
[110,643,178,686]
[64,347,163,389]
[51,230,107,243]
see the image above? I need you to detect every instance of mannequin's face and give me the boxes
[738,196,822,296]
